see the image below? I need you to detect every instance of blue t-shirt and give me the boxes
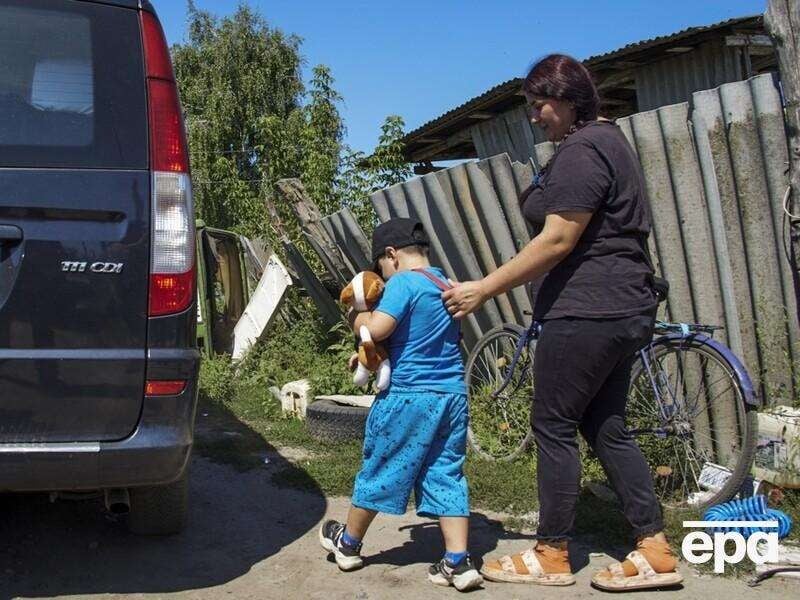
[373,267,465,394]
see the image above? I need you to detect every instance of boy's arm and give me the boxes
[346,272,408,342]
[347,309,397,342]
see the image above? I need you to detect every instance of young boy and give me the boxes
[319,218,482,592]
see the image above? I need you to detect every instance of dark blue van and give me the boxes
[0,0,199,534]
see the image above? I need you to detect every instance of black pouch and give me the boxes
[651,275,670,303]
[639,234,669,303]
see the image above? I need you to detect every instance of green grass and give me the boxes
[198,350,548,511]
[271,445,363,495]
[197,380,538,509]
[465,453,537,514]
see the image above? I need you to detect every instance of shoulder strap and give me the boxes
[411,268,452,291]
[412,268,463,341]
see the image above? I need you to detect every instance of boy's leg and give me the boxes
[345,505,378,540]
[439,516,474,576]
[414,393,470,522]
[319,391,393,573]
[439,516,468,554]
[322,389,444,571]
[415,393,483,591]
[350,390,435,516]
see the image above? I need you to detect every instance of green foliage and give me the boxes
[257,64,346,246]
[173,2,303,235]
[302,66,346,215]
[198,352,236,403]
[236,313,362,397]
[198,292,361,400]
[335,146,378,235]
[173,3,412,248]
[465,453,538,514]
[173,3,346,241]
[271,443,363,495]
[369,115,414,190]
[334,115,413,237]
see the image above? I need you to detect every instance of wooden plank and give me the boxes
[725,34,774,47]
[765,0,800,329]
[232,254,293,360]
[597,69,636,91]
[282,241,342,330]
[468,111,495,120]
[275,178,351,285]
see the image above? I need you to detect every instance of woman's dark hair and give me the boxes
[523,54,599,123]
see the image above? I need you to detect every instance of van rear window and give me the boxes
[0,0,147,169]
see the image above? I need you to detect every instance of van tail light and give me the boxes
[141,10,195,317]
[145,380,187,396]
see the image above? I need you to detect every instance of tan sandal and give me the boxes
[481,543,576,586]
[592,550,683,591]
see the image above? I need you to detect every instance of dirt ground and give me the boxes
[0,410,796,600]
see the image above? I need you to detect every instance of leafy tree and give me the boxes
[301,66,345,215]
[335,146,375,231]
[369,115,413,190]
[335,115,412,236]
[173,2,411,245]
[173,2,343,239]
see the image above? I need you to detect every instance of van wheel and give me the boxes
[126,471,188,535]
[306,400,369,442]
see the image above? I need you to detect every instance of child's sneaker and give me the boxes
[318,520,363,571]
[428,555,483,591]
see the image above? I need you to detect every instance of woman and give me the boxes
[442,54,683,591]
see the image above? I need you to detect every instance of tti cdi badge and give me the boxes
[61,261,124,274]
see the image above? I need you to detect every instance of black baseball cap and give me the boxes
[371,218,429,270]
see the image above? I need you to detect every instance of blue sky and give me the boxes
[153,0,766,155]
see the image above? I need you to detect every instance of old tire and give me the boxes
[126,471,189,536]
[306,400,369,442]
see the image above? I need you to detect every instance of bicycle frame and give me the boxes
[490,320,539,399]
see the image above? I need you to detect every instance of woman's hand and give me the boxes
[442,280,488,319]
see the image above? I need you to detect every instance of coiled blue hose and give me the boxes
[702,494,792,539]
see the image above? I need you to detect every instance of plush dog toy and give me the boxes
[339,271,392,390]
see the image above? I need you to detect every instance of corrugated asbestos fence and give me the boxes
[317,73,798,405]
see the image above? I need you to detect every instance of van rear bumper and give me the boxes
[0,354,200,492]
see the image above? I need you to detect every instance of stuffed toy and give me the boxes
[339,271,392,390]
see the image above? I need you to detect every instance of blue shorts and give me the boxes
[352,387,469,518]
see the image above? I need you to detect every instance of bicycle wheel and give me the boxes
[626,336,758,510]
[465,324,535,461]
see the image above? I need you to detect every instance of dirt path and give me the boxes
[0,412,795,599]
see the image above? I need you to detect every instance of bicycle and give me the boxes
[465,316,759,510]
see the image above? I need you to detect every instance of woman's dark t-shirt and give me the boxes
[522,121,657,320]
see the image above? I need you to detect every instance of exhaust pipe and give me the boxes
[104,488,130,515]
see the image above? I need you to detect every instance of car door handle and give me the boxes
[0,225,22,243]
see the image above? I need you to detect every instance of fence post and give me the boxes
[766,0,800,326]
[275,178,352,286]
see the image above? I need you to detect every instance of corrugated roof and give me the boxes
[405,77,522,145]
[403,14,762,150]
[583,15,759,64]
[404,78,521,144]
